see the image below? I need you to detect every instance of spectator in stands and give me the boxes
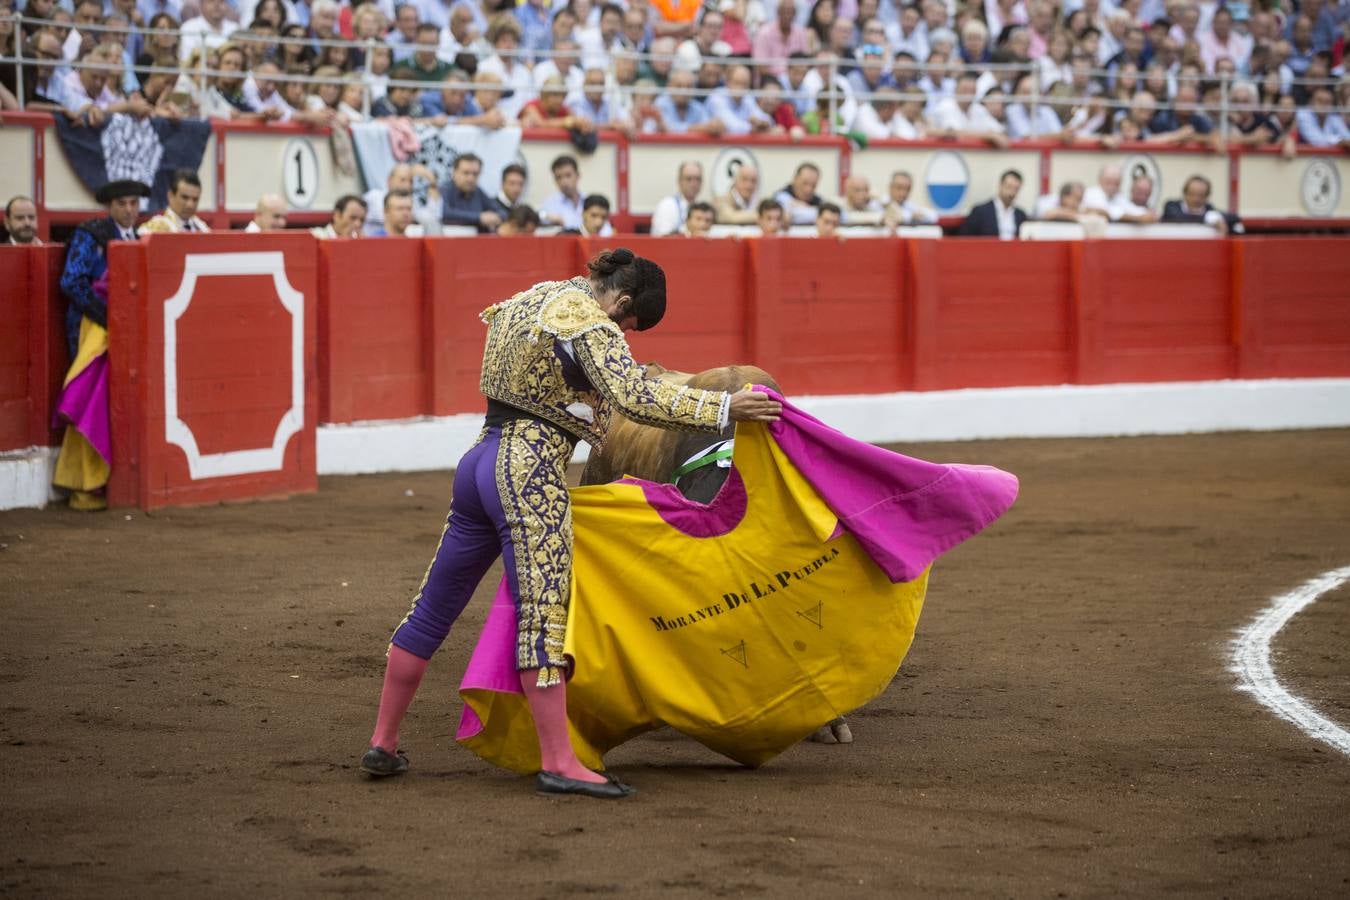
[519,75,590,129]
[755,80,804,136]
[568,66,629,129]
[496,204,542,236]
[815,202,842,238]
[421,69,489,123]
[1226,80,1289,150]
[650,160,704,236]
[1034,181,1089,222]
[621,6,650,54]
[538,154,585,229]
[1114,174,1159,224]
[649,68,725,134]
[246,60,295,121]
[883,170,938,227]
[478,17,534,119]
[932,72,1009,147]
[1162,174,1243,235]
[756,198,785,235]
[675,8,726,72]
[774,162,824,226]
[892,95,929,139]
[1296,85,1350,148]
[958,169,1027,240]
[372,65,426,116]
[852,88,903,140]
[493,163,528,217]
[580,193,615,237]
[61,44,151,125]
[371,189,416,237]
[313,195,367,239]
[533,37,584,94]
[3,196,40,245]
[200,44,263,120]
[142,169,209,233]
[754,0,811,78]
[1081,163,1125,219]
[410,22,452,82]
[578,2,624,67]
[514,0,552,64]
[1006,72,1065,140]
[388,4,421,62]
[439,152,500,232]
[9,31,66,110]
[180,0,238,61]
[1115,90,1195,144]
[713,163,759,225]
[840,174,884,226]
[682,200,715,237]
[245,194,288,232]
[365,163,440,235]
[707,64,773,134]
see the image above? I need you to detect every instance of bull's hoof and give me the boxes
[808,717,852,745]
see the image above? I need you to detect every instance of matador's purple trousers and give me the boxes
[390,420,575,682]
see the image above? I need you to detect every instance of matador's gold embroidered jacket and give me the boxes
[479,277,730,447]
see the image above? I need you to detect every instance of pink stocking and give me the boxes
[519,669,606,784]
[369,645,429,753]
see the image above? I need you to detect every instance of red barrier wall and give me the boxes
[106,234,318,509]
[910,239,1074,390]
[0,245,68,452]
[1236,238,1350,378]
[319,238,429,423]
[12,234,1350,511]
[423,237,582,415]
[1073,241,1237,384]
[753,238,907,394]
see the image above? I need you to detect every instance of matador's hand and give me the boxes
[728,389,782,422]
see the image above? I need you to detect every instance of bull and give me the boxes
[580,363,854,745]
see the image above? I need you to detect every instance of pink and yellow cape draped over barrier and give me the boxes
[52,274,112,496]
[456,390,1020,772]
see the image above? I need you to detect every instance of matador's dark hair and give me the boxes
[586,248,666,331]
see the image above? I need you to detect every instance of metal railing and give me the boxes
[4,12,1348,145]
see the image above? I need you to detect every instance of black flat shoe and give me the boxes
[536,770,635,799]
[360,746,409,777]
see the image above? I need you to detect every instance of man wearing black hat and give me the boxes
[52,179,149,511]
[58,179,149,357]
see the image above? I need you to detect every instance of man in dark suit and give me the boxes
[958,169,1028,239]
[1161,175,1244,235]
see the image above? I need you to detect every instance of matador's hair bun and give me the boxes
[586,248,666,331]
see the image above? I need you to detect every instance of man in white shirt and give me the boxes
[713,164,759,225]
[580,194,616,237]
[932,72,1009,147]
[537,155,586,230]
[244,194,289,232]
[851,89,903,140]
[141,170,210,233]
[882,170,939,227]
[1080,163,1127,219]
[180,0,239,62]
[649,161,704,236]
[1113,174,1160,224]
[839,175,885,226]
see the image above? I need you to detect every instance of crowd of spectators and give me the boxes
[2,0,1348,148]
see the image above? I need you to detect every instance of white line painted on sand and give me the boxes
[1232,566,1350,757]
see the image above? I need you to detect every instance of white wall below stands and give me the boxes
[314,379,1350,476]
[0,447,59,511]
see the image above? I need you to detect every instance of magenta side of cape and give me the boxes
[455,390,1020,741]
[53,356,111,462]
[762,387,1020,583]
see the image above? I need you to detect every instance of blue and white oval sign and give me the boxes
[925,150,970,212]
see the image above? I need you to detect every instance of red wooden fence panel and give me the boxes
[423,236,581,416]
[106,234,318,509]
[318,238,429,423]
[1236,238,1350,379]
[1073,240,1236,384]
[910,239,1074,390]
[750,237,906,395]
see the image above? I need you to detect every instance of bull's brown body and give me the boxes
[580,364,779,488]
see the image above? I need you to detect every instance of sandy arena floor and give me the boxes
[2,429,1349,898]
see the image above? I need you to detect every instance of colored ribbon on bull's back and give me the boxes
[456,391,1019,772]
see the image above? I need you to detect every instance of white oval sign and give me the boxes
[282,138,320,210]
[1301,159,1341,217]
